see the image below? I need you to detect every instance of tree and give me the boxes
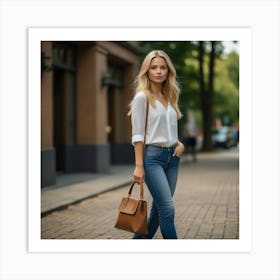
[198,41,223,150]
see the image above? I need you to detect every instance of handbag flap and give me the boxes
[119,197,140,215]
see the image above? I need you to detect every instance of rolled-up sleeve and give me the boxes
[131,92,147,145]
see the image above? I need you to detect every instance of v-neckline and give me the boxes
[156,99,169,112]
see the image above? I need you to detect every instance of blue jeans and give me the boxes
[132,145,180,239]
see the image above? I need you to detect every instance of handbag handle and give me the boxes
[128,181,144,200]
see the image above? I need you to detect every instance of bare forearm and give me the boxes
[133,142,145,184]
[134,142,144,166]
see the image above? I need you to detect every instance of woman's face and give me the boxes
[147,56,168,85]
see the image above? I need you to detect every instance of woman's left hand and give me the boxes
[173,141,185,158]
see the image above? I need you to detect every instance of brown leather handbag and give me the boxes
[114,181,148,235]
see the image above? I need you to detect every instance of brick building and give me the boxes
[41,41,143,187]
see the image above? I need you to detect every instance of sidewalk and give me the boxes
[41,148,239,239]
[41,165,134,216]
[41,155,191,216]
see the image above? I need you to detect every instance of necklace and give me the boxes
[152,91,164,98]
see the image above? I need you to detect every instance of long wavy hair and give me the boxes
[128,50,182,119]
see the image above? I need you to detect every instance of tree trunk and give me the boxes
[199,41,216,151]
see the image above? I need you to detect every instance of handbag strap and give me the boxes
[128,181,144,200]
[143,97,149,149]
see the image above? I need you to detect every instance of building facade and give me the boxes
[41,41,143,187]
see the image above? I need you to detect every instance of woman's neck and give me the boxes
[150,83,163,97]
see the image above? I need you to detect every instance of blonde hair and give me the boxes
[128,50,182,119]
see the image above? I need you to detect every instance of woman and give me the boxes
[128,50,185,239]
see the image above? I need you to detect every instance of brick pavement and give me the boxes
[41,148,239,239]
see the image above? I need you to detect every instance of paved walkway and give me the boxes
[41,165,136,215]
[41,148,239,239]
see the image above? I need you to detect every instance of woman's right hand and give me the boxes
[133,165,145,184]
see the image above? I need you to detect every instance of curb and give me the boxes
[41,155,191,217]
[41,180,132,217]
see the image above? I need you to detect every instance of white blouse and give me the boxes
[131,92,178,146]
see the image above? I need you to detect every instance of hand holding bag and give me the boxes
[114,181,148,235]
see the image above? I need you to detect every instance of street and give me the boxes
[41,148,239,239]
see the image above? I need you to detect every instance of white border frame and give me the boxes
[28,27,252,253]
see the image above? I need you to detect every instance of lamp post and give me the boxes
[101,74,113,88]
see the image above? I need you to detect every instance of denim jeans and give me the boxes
[132,144,180,239]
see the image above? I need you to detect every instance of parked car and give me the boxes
[212,126,237,149]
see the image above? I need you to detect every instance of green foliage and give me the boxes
[214,51,239,125]
[138,41,239,134]
[226,51,239,88]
